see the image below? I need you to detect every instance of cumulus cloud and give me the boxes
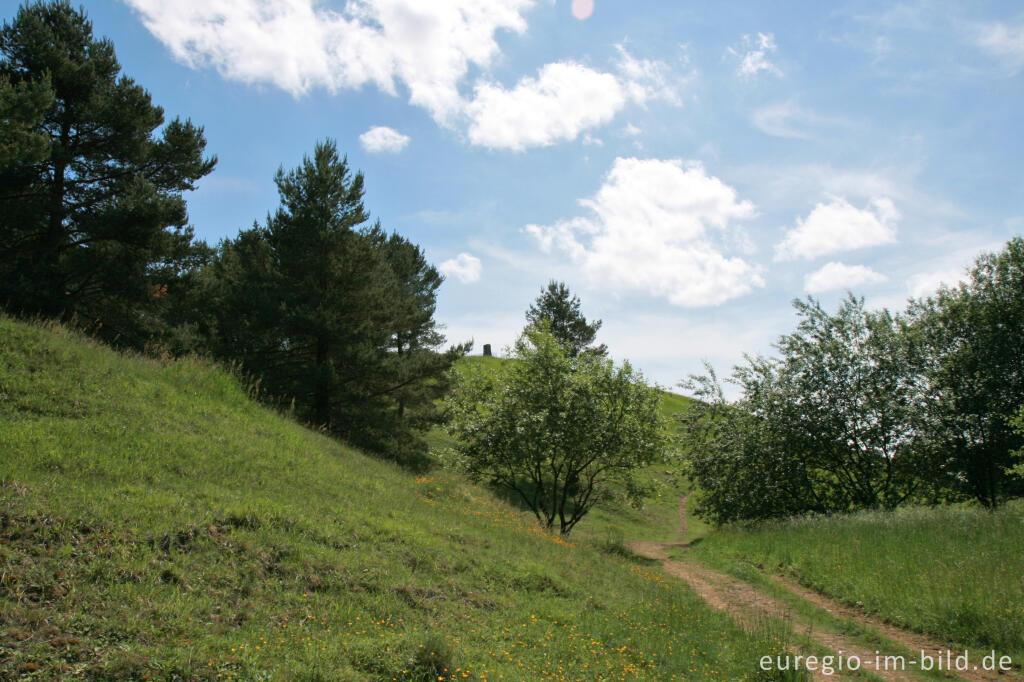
[804,262,887,293]
[359,126,410,153]
[127,2,687,150]
[440,252,482,283]
[524,157,762,306]
[124,0,534,125]
[975,21,1024,74]
[775,197,899,261]
[729,32,782,78]
[466,62,626,150]
[465,46,683,150]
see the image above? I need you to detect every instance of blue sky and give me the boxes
[15,0,1022,390]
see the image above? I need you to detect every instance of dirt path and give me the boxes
[677,493,690,539]
[627,499,1016,682]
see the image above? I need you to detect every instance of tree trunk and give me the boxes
[45,126,69,317]
[313,334,331,428]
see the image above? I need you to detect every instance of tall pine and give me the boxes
[370,226,468,462]
[526,281,606,357]
[207,141,464,466]
[0,1,215,347]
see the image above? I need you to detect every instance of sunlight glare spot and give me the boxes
[571,0,594,21]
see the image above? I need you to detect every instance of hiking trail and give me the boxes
[626,496,1016,682]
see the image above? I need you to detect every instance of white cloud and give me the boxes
[804,262,887,293]
[598,310,786,393]
[775,197,899,261]
[752,102,807,139]
[751,103,852,142]
[906,268,966,299]
[465,46,684,151]
[613,44,685,106]
[525,157,763,306]
[124,0,534,125]
[902,238,1002,299]
[128,1,687,150]
[439,252,482,283]
[729,32,782,78]
[359,126,410,153]
[749,101,849,139]
[466,61,626,150]
[901,235,1003,299]
[975,21,1024,74]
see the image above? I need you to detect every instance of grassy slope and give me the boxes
[691,506,1024,663]
[0,319,791,681]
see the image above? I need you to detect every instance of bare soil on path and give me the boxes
[627,497,1016,682]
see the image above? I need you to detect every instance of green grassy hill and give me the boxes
[0,318,790,680]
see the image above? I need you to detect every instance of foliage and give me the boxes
[0,1,215,347]
[682,296,931,524]
[906,237,1024,507]
[0,314,797,680]
[685,236,1024,521]
[367,226,468,463]
[680,362,818,525]
[525,280,607,357]
[427,356,695,545]
[200,140,464,466]
[1009,406,1024,478]
[445,325,666,535]
[0,73,52,167]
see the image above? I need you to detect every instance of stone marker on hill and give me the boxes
[483,344,492,357]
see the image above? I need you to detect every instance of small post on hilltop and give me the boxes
[482,344,492,357]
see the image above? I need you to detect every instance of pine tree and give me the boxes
[245,140,391,433]
[370,227,470,464]
[526,281,606,357]
[0,74,52,167]
[0,1,215,346]
[207,141,464,466]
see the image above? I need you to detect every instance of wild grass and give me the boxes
[0,316,800,680]
[692,504,1024,663]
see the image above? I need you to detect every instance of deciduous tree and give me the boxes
[907,238,1024,507]
[445,325,665,535]
[682,296,931,523]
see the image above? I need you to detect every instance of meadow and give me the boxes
[0,316,801,680]
[690,505,1024,664]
